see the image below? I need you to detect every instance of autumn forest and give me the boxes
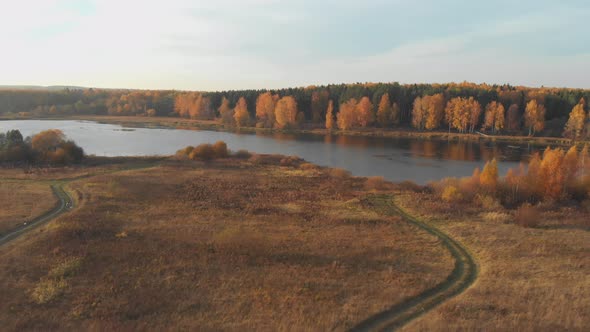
[1,82,589,140]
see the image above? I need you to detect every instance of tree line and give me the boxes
[1,81,589,138]
[0,129,84,164]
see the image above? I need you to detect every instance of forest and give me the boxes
[1,82,589,139]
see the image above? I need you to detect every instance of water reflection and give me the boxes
[0,120,547,184]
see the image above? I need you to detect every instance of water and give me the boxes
[0,120,540,184]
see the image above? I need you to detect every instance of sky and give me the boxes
[1,0,589,91]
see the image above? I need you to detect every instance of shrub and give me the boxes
[328,168,350,178]
[514,203,540,228]
[397,180,424,192]
[176,146,194,159]
[212,141,228,158]
[189,144,215,161]
[442,186,462,203]
[233,149,252,159]
[280,156,302,167]
[365,176,388,190]
[299,162,318,171]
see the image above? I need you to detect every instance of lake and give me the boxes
[0,120,540,184]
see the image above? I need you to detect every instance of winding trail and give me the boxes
[350,194,477,332]
[0,182,73,246]
[0,162,160,247]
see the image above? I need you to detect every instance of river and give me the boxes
[0,120,541,184]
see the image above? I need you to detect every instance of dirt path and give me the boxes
[350,194,477,331]
[0,182,72,246]
[0,162,160,247]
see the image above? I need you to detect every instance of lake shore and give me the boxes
[2,114,584,147]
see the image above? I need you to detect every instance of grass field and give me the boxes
[0,181,56,236]
[0,156,453,331]
[396,192,590,331]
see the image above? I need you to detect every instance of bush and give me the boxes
[514,203,540,228]
[189,144,215,161]
[328,168,350,178]
[299,162,318,171]
[365,176,389,190]
[280,156,302,167]
[212,141,228,158]
[233,149,252,159]
[442,186,462,203]
[397,180,424,192]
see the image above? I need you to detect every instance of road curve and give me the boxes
[0,183,73,246]
[350,194,477,332]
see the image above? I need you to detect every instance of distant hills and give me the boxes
[0,85,87,91]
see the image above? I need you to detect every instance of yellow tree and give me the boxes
[356,96,374,127]
[412,97,426,130]
[274,96,298,129]
[424,93,445,130]
[525,100,546,136]
[539,147,565,200]
[563,98,586,140]
[376,93,392,127]
[325,100,334,130]
[483,101,505,134]
[562,146,579,191]
[233,97,250,128]
[218,97,234,125]
[255,92,278,128]
[479,158,498,190]
[579,144,589,176]
[337,98,358,130]
[467,97,482,133]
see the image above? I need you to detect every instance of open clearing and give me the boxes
[0,157,453,331]
[396,192,590,331]
[0,181,56,236]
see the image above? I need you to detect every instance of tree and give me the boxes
[413,94,445,130]
[391,102,401,125]
[424,93,445,130]
[412,97,426,130]
[483,101,505,134]
[467,97,482,133]
[506,104,520,132]
[311,90,329,123]
[255,92,278,128]
[376,93,392,127]
[479,158,498,190]
[356,96,374,127]
[538,147,566,200]
[31,129,65,153]
[325,100,334,130]
[275,96,298,129]
[218,97,234,125]
[337,98,358,130]
[563,98,586,140]
[525,100,546,136]
[233,97,250,128]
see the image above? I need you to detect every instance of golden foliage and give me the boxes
[337,98,358,130]
[274,96,298,129]
[325,100,334,130]
[233,97,250,128]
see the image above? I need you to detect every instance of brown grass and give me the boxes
[0,181,56,235]
[0,158,452,331]
[396,191,590,331]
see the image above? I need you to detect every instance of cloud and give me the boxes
[0,0,589,89]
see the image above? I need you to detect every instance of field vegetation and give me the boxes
[0,152,453,331]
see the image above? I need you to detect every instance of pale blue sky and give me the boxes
[1,0,589,90]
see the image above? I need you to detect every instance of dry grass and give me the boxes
[396,192,590,331]
[0,158,452,331]
[0,181,56,235]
